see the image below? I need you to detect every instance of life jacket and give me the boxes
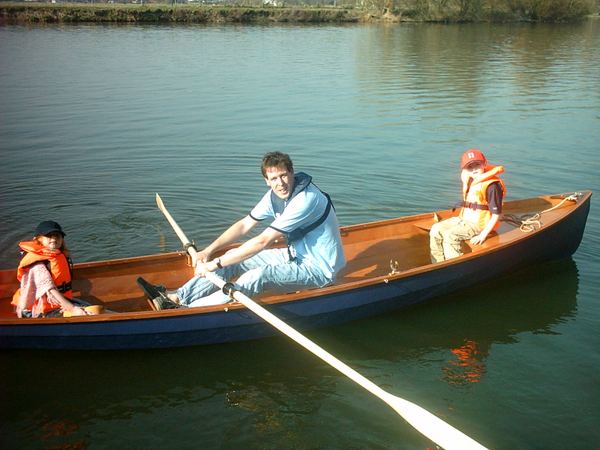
[270,171,334,244]
[459,165,506,231]
[11,240,73,313]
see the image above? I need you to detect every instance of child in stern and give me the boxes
[429,149,506,263]
[12,221,99,318]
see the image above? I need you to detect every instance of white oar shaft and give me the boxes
[205,271,487,450]
[156,193,198,267]
[155,193,488,450]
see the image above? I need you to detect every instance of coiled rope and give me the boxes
[502,193,580,233]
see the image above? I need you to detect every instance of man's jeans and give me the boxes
[177,248,331,307]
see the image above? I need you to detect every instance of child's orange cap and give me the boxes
[461,149,487,169]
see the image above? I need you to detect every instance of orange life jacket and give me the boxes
[459,165,506,231]
[11,240,73,313]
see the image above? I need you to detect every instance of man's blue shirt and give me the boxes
[250,178,346,280]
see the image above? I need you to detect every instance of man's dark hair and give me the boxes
[261,152,294,177]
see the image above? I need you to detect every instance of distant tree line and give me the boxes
[1,0,597,22]
[228,0,597,21]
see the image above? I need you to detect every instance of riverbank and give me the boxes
[2,3,364,24]
[0,2,597,24]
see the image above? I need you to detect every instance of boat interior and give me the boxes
[0,193,584,319]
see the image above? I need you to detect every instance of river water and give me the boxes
[1,21,599,449]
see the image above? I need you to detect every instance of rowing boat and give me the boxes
[0,191,591,350]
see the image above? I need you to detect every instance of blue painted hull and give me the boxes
[0,192,591,350]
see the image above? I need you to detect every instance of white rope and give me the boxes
[504,193,579,233]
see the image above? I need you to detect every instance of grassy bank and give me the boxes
[0,3,364,23]
[0,1,596,24]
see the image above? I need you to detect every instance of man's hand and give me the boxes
[194,261,209,277]
[195,249,211,265]
[194,260,219,277]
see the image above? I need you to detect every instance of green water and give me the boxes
[0,22,599,449]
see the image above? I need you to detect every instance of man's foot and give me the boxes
[137,277,181,311]
[152,293,181,311]
[137,277,164,299]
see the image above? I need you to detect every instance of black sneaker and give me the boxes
[136,277,167,298]
[138,277,169,298]
[152,293,181,311]
[137,277,181,311]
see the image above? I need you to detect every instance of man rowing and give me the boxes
[139,151,346,309]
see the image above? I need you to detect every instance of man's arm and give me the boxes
[197,215,260,263]
[196,226,284,276]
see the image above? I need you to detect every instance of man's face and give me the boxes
[264,165,294,200]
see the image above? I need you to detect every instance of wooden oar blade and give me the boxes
[205,272,488,450]
[387,394,487,450]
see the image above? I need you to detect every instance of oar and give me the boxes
[155,193,488,450]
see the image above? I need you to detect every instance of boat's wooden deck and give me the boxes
[0,193,580,319]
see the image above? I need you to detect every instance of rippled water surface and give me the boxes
[1,22,599,449]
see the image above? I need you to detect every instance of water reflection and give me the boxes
[353,23,600,163]
[443,339,488,385]
[0,337,340,448]
[319,258,579,387]
[358,23,600,99]
[439,258,579,386]
[0,259,578,448]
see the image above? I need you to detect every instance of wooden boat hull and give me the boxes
[0,191,591,350]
